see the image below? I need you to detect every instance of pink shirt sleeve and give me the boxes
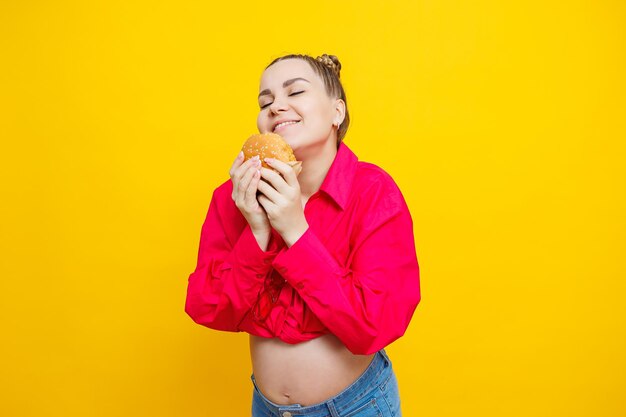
[271,179,421,355]
[185,189,281,331]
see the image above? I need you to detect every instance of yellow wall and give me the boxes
[1,1,624,416]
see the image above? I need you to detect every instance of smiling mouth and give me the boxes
[273,120,301,132]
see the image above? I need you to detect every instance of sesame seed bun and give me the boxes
[241,132,302,176]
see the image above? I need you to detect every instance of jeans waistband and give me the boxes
[251,348,392,417]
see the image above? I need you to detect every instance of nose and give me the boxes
[268,96,288,114]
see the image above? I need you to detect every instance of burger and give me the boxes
[241,132,302,176]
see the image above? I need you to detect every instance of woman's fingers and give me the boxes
[243,168,262,208]
[233,157,257,182]
[257,167,287,195]
[235,164,258,206]
[229,151,244,178]
[231,157,259,200]
[257,174,282,203]
[264,158,298,188]
[259,194,276,216]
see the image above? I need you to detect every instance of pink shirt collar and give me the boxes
[318,141,359,210]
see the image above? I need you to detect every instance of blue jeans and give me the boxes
[251,349,402,417]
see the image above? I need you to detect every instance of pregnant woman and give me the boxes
[185,53,421,417]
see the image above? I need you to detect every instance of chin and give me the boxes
[279,132,298,145]
[279,131,320,153]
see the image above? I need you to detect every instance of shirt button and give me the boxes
[282,412,292,417]
[264,259,272,264]
[256,273,264,278]
[296,283,304,289]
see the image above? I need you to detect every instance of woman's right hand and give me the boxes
[230,152,271,234]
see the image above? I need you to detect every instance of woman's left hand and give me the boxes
[257,158,309,247]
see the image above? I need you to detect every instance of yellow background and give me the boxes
[1,1,624,416]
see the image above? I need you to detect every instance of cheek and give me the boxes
[300,102,332,126]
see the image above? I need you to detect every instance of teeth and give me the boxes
[274,120,299,131]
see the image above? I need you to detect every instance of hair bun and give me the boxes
[316,54,341,78]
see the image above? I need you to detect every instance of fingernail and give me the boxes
[264,158,273,164]
[238,151,244,159]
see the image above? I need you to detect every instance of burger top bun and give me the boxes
[241,132,302,176]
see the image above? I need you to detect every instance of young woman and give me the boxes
[185,53,421,417]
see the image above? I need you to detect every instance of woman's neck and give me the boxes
[296,138,338,199]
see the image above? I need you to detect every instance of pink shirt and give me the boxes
[185,141,421,355]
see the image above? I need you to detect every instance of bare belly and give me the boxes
[249,333,376,406]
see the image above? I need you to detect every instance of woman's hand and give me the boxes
[229,152,271,234]
[257,158,309,247]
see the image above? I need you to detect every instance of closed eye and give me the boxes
[260,91,305,109]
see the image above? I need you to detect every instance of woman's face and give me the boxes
[257,58,343,153]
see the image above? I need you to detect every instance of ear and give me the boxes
[333,98,346,126]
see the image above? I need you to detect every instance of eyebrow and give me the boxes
[258,77,311,98]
